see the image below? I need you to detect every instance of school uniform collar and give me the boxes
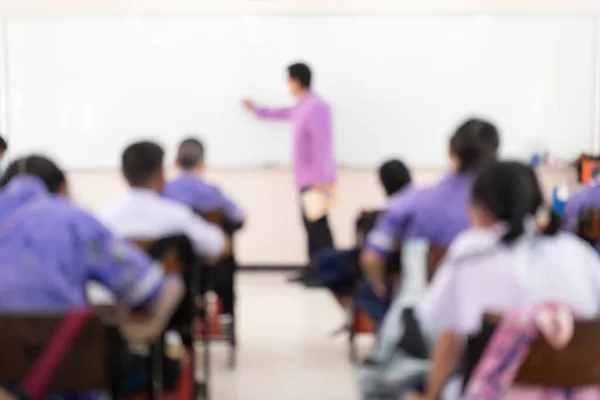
[4,175,49,197]
[128,187,162,198]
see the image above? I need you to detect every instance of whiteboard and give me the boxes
[5,16,597,168]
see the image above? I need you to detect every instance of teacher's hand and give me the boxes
[242,98,255,111]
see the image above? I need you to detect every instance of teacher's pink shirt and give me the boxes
[255,91,337,189]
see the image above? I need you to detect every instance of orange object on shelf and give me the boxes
[578,154,600,184]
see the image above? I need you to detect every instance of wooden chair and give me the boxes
[0,308,124,399]
[464,313,600,391]
[195,209,239,369]
[426,244,447,283]
[133,235,207,400]
[577,207,600,246]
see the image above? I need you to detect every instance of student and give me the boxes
[379,159,413,200]
[316,159,412,324]
[411,161,600,400]
[0,155,180,311]
[101,141,230,259]
[0,155,184,399]
[361,118,500,297]
[164,137,245,228]
[164,137,243,317]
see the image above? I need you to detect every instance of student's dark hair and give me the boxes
[450,118,500,173]
[121,141,164,187]
[287,63,312,89]
[177,137,204,170]
[379,159,411,197]
[0,155,66,193]
[0,135,7,152]
[472,161,561,244]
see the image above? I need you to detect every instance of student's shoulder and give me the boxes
[152,195,195,219]
[444,228,501,265]
[44,196,106,229]
[541,232,600,259]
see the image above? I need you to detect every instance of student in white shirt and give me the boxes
[408,161,600,400]
[101,141,230,259]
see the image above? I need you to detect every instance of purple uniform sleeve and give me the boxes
[74,211,165,308]
[255,106,293,121]
[364,189,425,256]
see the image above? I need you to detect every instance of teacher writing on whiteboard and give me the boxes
[242,62,337,287]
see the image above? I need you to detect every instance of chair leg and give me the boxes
[227,312,237,369]
[203,302,212,400]
[147,336,164,400]
[349,311,358,363]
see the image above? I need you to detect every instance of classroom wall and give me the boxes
[0,0,586,266]
[69,167,577,266]
[2,0,600,14]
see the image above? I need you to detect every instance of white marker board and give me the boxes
[4,15,597,168]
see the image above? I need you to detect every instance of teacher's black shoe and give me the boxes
[301,273,325,288]
[287,269,308,283]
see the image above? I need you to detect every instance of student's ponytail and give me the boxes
[502,214,527,244]
[540,211,562,237]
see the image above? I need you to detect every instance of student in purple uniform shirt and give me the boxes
[316,159,412,330]
[164,137,245,229]
[361,119,500,298]
[242,62,337,286]
[164,137,244,316]
[0,155,183,399]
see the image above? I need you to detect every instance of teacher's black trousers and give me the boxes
[300,188,335,264]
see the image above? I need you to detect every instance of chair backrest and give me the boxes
[0,310,121,393]
[577,207,600,244]
[515,318,600,386]
[464,314,600,388]
[426,244,447,282]
[199,209,241,237]
[132,235,198,329]
[355,210,401,278]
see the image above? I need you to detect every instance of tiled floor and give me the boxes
[207,273,372,400]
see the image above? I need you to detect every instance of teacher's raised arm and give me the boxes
[242,62,338,287]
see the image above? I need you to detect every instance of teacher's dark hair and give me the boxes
[450,118,499,173]
[0,155,66,193]
[287,63,312,89]
[472,161,561,244]
[379,159,411,197]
